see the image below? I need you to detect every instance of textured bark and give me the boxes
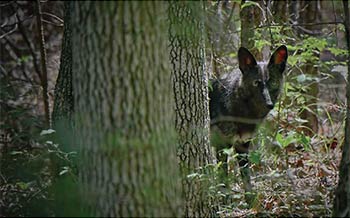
[71,2,181,216]
[333,1,350,216]
[240,0,262,57]
[169,1,216,217]
[52,1,73,128]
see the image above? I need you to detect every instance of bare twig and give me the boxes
[256,21,343,29]
[0,1,13,7]
[0,64,9,76]
[42,12,64,24]
[42,19,63,27]
[0,24,17,39]
[35,0,51,128]
[1,15,34,28]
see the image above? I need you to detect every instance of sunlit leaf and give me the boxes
[40,129,56,136]
[16,182,29,190]
[10,151,23,155]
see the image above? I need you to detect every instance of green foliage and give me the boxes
[275,131,311,151]
[327,47,348,56]
[208,79,213,92]
[0,128,79,217]
[206,7,346,216]
[249,150,261,165]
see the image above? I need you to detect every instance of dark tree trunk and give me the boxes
[333,0,350,216]
[71,2,182,216]
[169,1,216,217]
[52,1,73,129]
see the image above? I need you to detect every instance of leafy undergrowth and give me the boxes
[0,130,343,217]
[221,147,339,217]
[1,146,53,217]
[215,120,343,217]
[0,132,77,217]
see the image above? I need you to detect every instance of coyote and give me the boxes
[209,45,288,192]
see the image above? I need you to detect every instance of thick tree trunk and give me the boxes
[333,1,350,216]
[169,1,216,217]
[71,2,182,216]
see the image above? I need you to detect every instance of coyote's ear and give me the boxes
[269,45,288,66]
[238,47,257,73]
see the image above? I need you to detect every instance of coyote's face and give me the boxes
[238,45,288,116]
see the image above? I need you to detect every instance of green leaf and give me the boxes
[300,134,311,151]
[40,129,56,136]
[208,80,213,92]
[255,39,271,51]
[222,147,233,155]
[59,166,70,176]
[228,52,237,58]
[20,55,30,63]
[276,133,284,148]
[249,151,261,164]
[187,173,200,179]
[328,47,347,56]
[10,151,23,155]
[283,133,297,147]
[16,182,29,190]
[276,132,297,148]
[241,1,260,9]
[288,55,298,67]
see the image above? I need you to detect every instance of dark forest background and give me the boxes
[0,1,349,217]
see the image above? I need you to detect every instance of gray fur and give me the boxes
[209,45,288,193]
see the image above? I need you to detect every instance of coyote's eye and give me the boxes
[253,80,260,87]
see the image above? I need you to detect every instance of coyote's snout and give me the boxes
[209,45,288,193]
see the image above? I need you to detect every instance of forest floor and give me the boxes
[0,120,343,217]
[221,136,341,217]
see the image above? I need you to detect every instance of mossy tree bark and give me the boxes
[169,1,216,217]
[71,2,182,216]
